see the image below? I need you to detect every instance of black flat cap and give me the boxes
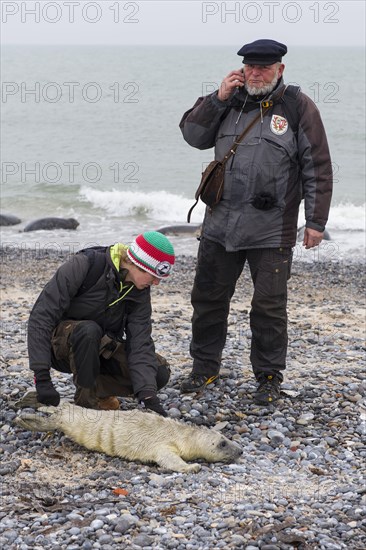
[237,39,287,65]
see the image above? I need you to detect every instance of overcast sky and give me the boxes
[1,0,365,46]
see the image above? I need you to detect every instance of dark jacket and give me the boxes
[180,79,333,250]
[28,244,158,395]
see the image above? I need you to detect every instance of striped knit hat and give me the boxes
[127,231,175,279]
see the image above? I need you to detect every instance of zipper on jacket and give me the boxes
[235,93,248,125]
[108,283,134,307]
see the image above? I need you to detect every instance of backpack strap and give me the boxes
[75,246,108,296]
[280,84,301,134]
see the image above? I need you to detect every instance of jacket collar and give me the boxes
[229,77,284,110]
[108,243,129,282]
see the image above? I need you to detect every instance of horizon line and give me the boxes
[2,42,365,47]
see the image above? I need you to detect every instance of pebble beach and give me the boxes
[0,247,365,550]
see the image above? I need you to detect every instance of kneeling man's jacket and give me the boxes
[28,244,158,394]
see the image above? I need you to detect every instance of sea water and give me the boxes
[1,45,365,261]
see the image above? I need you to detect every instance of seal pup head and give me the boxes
[203,431,243,463]
[178,425,243,464]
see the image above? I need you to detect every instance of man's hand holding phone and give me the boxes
[217,69,245,101]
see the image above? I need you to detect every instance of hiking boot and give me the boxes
[254,374,281,405]
[180,373,219,393]
[97,396,120,411]
[74,387,120,410]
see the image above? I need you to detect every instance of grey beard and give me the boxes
[244,72,280,96]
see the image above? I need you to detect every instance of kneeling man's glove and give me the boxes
[35,371,60,406]
[139,394,167,417]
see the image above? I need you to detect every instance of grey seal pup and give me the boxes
[15,402,242,473]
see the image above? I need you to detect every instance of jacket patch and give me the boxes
[270,115,288,136]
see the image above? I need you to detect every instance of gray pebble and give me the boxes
[97,534,114,544]
[2,530,18,542]
[168,407,182,418]
[230,534,247,546]
[114,513,138,535]
[114,519,131,534]
[90,519,104,530]
[267,430,285,446]
[132,534,153,547]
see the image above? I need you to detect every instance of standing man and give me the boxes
[179,39,332,405]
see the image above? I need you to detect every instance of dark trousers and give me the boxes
[50,320,170,406]
[190,238,292,381]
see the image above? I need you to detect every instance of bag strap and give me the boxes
[75,247,108,296]
[280,84,301,134]
[187,199,199,223]
[220,109,266,166]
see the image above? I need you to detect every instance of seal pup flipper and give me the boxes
[14,406,59,432]
[154,446,201,473]
[14,390,44,409]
